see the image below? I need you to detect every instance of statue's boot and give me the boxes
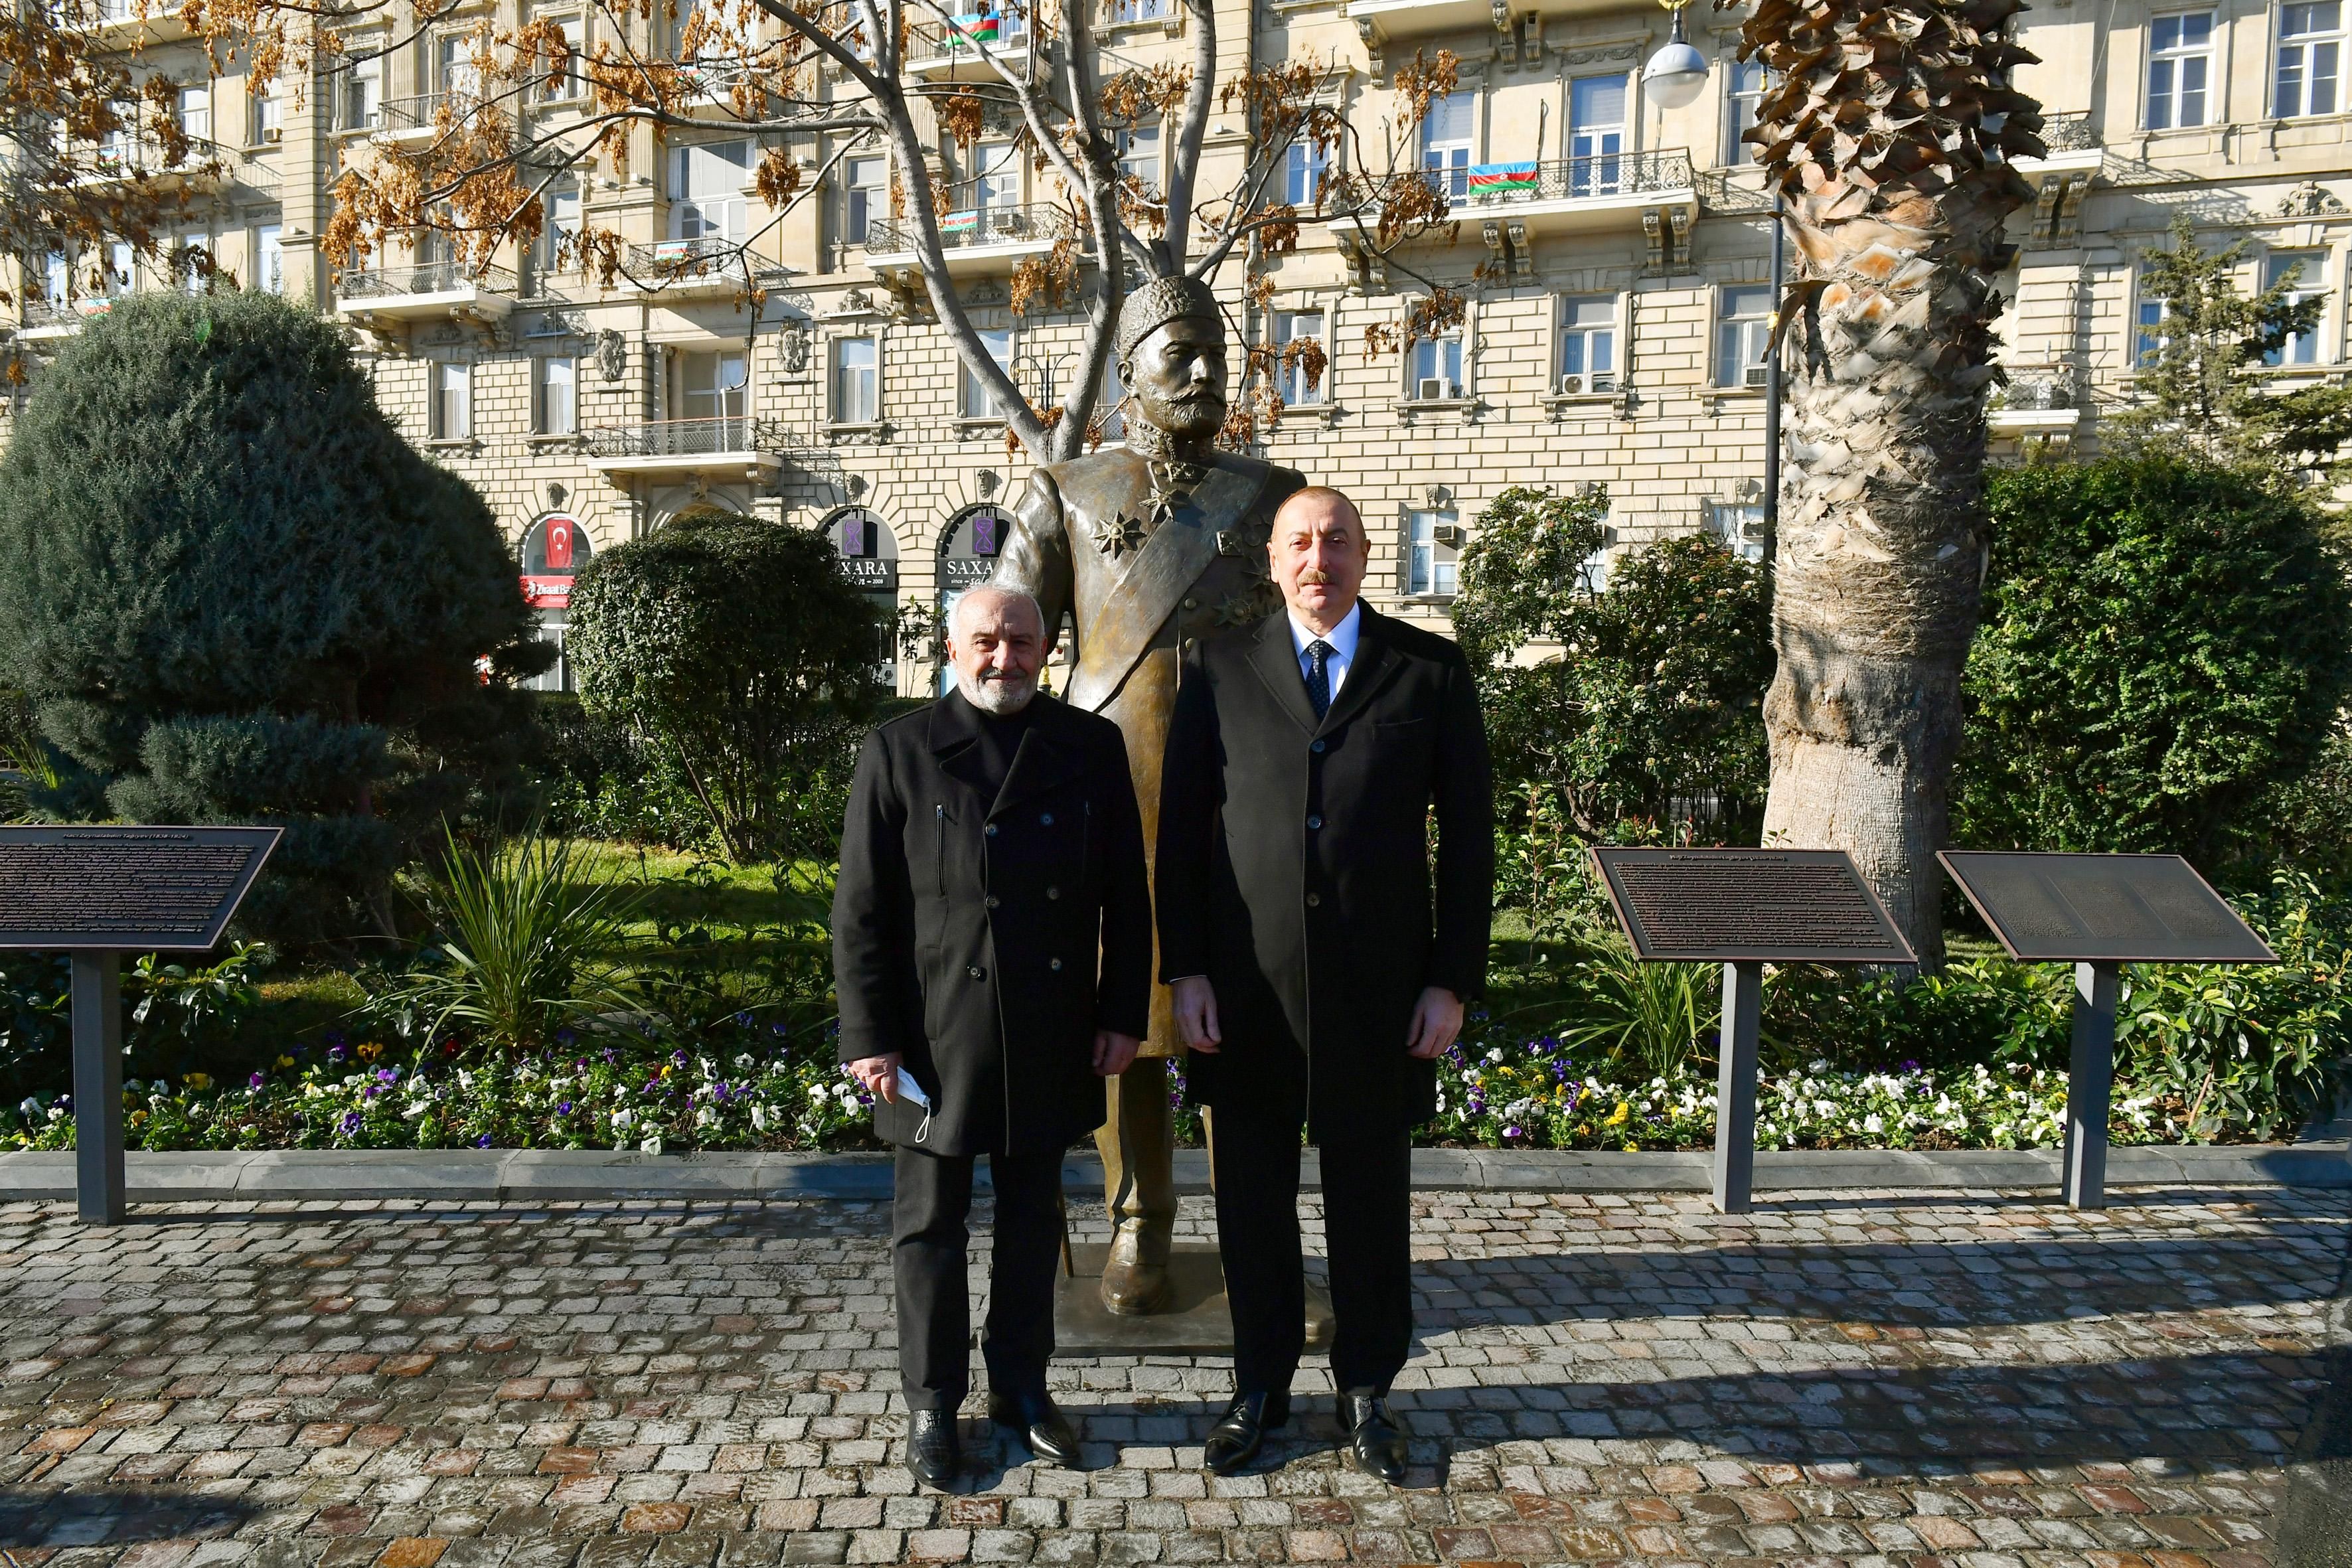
[1097,1058,1176,1316]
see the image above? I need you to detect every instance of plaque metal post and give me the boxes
[2061,960,2118,1210]
[71,951,125,1226]
[1712,959,1763,1215]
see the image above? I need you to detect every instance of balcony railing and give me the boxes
[587,418,763,458]
[1994,363,2085,412]
[865,200,1075,255]
[2039,110,2098,152]
[19,295,104,331]
[1695,167,1774,216]
[378,92,484,134]
[1333,149,1693,220]
[88,133,222,180]
[908,11,1030,60]
[625,234,747,279]
[338,258,517,298]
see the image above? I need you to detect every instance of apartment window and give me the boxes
[173,231,211,293]
[438,33,483,102]
[2147,11,2215,128]
[1117,125,1160,194]
[1097,358,1126,439]
[535,356,578,434]
[1285,139,1331,206]
[962,327,1014,418]
[1112,0,1172,22]
[1409,332,1464,400]
[254,222,283,293]
[1708,502,1767,564]
[100,102,135,169]
[1408,509,1459,597]
[677,349,748,426]
[1557,295,1618,394]
[1274,309,1326,406]
[344,52,380,129]
[431,361,473,439]
[844,155,886,245]
[2276,2,2343,118]
[1715,285,1772,388]
[543,16,584,101]
[671,139,749,242]
[682,0,754,64]
[2267,250,2329,364]
[538,179,582,274]
[834,335,879,422]
[1568,74,1627,194]
[250,82,283,143]
[1421,90,1474,201]
[41,252,68,308]
[973,138,1020,211]
[103,240,134,297]
[177,84,210,143]
[2135,289,2170,367]
[1725,59,1764,165]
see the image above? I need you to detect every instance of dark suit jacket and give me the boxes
[833,690,1152,1156]
[1155,605,1494,1139]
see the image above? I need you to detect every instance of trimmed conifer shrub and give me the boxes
[0,291,551,944]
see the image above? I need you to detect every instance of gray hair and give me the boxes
[947,584,1044,643]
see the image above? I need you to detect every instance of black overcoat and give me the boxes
[833,690,1153,1156]
[1154,605,1494,1139]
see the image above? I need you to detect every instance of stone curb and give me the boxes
[0,1139,2345,1203]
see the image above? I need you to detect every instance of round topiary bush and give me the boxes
[0,290,550,944]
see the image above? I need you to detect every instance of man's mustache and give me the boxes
[1297,568,1333,586]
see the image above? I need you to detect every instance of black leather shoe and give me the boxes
[1203,1389,1289,1475]
[988,1389,1081,1468]
[1338,1389,1409,1484]
[909,1408,961,1489]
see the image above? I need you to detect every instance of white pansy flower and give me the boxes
[751,1105,769,1131]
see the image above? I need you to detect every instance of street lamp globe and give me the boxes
[1642,5,1710,112]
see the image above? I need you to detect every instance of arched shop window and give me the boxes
[520,513,592,692]
[936,503,1010,693]
[822,505,900,687]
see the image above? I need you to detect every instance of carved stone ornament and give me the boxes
[2276,181,2349,218]
[777,321,812,374]
[595,329,628,382]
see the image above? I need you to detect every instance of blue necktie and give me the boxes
[1305,639,1332,720]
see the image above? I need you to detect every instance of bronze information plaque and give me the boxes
[1937,851,2275,965]
[0,826,282,951]
[1591,847,1917,965]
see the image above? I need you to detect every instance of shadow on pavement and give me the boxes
[0,1488,258,1548]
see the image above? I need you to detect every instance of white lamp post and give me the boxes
[1642,1,1710,112]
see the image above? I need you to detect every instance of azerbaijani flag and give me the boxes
[1468,161,1539,199]
[941,209,980,238]
[950,12,1000,46]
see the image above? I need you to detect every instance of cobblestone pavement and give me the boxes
[1,1185,2345,1568]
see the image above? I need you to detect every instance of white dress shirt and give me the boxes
[1289,601,1362,702]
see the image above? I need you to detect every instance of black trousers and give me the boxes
[893,1144,1065,1411]
[1212,1115,1414,1397]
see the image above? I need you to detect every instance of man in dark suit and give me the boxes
[834,586,1152,1489]
[1156,487,1494,1482]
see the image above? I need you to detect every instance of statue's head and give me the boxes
[1117,275,1226,445]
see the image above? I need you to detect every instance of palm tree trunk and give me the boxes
[1743,0,2042,964]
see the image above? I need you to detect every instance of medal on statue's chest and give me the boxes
[1091,456,1208,562]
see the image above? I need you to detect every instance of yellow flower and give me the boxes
[184,1072,211,1090]
[659,1064,673,1078]
[275,1056,295,1069]
[1623,1141,1638,1152]
[129,1111,148,1127]
[356,1042,384,1062]
[1607,1101,1630,1127]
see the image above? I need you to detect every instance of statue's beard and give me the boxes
[959,666,1038,714]
[1134,390,1225,442]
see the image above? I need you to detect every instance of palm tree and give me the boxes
[1737,0,2044,962]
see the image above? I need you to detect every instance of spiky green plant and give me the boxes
[1566,941,1721,1081]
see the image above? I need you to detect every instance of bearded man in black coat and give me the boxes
[834,586,1152,1489]
[1156,487,1494,1483]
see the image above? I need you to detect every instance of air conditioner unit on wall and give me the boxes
[1559,373,1583,394]
[1416,376,1448,401]
[1431,523,1464,547]
[1743,364,1768,388]
[264,125,283,143]
[1592,374,1618,394]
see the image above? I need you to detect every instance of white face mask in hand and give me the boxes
[896,1067,933,1143]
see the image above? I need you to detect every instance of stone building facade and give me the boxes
[8,0,2351,694]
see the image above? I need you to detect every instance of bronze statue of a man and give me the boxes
[990,275,1305,1313]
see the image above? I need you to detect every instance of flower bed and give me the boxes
[5,1024,2233,1156]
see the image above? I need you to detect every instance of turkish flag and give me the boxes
[544,516,576,571]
